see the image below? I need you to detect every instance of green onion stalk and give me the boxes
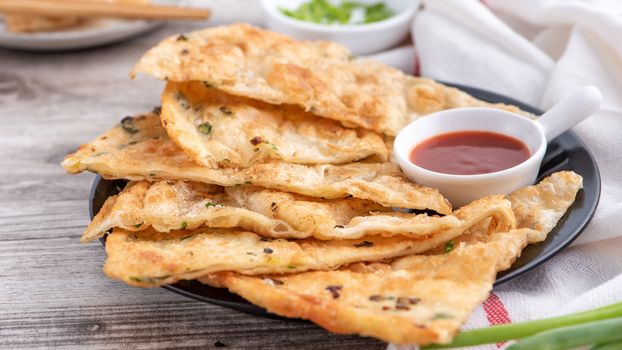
[424,301,622,349]
[508,317,622,350]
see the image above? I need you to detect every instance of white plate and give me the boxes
[0,0,184,51]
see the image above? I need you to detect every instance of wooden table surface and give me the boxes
[0,23,385,349]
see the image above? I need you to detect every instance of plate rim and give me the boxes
[0,18,163,51]
[87,82,601,314]
[0,0,182,51]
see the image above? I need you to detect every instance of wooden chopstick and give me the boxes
[0,0,211,21]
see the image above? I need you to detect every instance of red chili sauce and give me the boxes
[410,131,530,175]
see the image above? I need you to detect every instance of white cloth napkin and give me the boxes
[370,0,622,349]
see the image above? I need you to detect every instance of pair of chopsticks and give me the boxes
[0,0,211,21]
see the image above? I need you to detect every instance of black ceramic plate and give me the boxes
[89,83,600,317]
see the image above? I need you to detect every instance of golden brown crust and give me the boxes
[84,180,382,241]
[161,81,388,168]
[133,24,534,136]
[61,112,452,214]
[83,180,516,242]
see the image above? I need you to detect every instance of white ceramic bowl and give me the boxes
[394,86,602,208]
[260,0,419,55]
[394,108,547,208]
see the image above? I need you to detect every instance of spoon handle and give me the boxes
[537,86,602,142]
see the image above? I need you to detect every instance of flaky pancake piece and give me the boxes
[102,195,516,288]
[84,180,383,242]
[102,195,515,287]
[197,172,582,345]
[421,171,583,256]
[200,228,534,345]
[61,113,452,214]
[83,181,513,242]
[104,198,515,289]
[425,170,584,253]
[132,24,531,136]
[161,81,387,168]
[507,171,583,243]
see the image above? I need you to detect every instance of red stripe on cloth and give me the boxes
[483,292,511,348]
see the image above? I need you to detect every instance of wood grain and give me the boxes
[0,22,385,349]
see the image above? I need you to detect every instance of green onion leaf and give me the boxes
[508,317,622,350]
[591,339,622,350]
[279,0,393,25]
[424,302,622,349]
[130,275,172,283]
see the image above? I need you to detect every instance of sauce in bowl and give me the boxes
[410,131,530,175]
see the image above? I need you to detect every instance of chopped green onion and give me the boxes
[444,240,454,253]
[280,0,394,25]
[197,122,212,135]
[130,275,172,284]
[431,312,453,320]
[363,2,394,23]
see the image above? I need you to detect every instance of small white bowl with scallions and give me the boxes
[261,0,419,55]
